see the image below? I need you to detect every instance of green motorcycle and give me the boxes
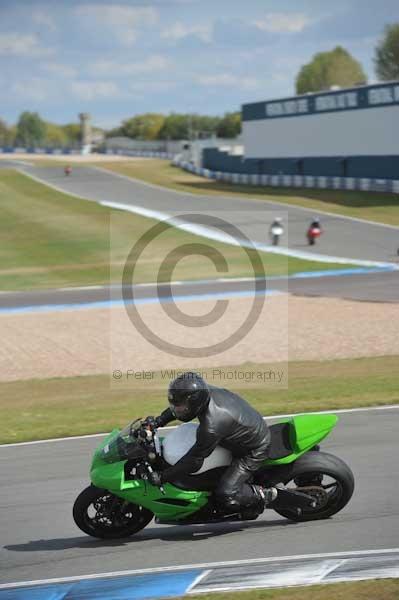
[73,413,354,539]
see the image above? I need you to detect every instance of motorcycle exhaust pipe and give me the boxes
[270,488,316,509]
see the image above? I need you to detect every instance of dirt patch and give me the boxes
[1,294,398,382]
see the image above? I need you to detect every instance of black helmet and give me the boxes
[168,372,210,422]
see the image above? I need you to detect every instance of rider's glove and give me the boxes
[148,470,162,487]
[143,416,157,431]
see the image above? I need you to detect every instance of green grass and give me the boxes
[93,158,399,226]
[181,579,399,600]
[1,355,398,444]
[0,169,356,291]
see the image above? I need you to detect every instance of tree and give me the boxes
[158,113,221,140]
[62,123,81,145]
[296,46,367,94]
[0,119,14,145]
[45,122,68,147]
[15,111,46,146]
[106,126,124,138]
[122,113,165,140]
[216,112,241,138]
[374,23,399,81]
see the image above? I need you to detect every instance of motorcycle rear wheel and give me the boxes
[259,451,354,522]
[73,485,153,538]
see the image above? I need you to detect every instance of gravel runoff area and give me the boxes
[1,293,398,382]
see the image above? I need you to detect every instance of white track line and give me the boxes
[314,559,347,583]
[1,404,398,448]
[0,548,397,590]
[16,168,95,201]
[185,570,213,593]
[5,159,34,166]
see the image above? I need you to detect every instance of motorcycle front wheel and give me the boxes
[73,485,153,538]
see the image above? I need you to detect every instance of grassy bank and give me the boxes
[1,355,398,444]
[0,169,355,291]
[182,579,399,600]
[94,159,399,226]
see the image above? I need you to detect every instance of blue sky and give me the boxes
[1,0,398,129]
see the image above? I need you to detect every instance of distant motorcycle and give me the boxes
[307,221,323,245]
[270,219,284,246]
[73,414,354,539]
[64,165,72,176]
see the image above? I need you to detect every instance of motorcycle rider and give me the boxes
[269,217,284,245]
[309,217,322,230]
[144,372,277,515]
[307,217,323,245]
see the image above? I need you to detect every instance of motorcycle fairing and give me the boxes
[88,413,338,521]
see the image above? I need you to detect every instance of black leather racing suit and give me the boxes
[156,386,271,510]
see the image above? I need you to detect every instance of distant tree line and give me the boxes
[107,111,242,141]
[0,112,83,148]
[0,110,241,147]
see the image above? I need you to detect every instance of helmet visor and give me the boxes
[168,400,191,420]
[168,388,200,421]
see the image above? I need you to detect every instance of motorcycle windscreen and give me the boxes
[100,421,146,464]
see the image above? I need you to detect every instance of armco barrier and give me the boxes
[0,147,81,155]
[0,147,175,160]
[173,159,399,194]
[105,149,175,159]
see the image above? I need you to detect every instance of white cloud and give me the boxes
[90,55,170,77]
[70,80,120,101]
[161,22,212,43]
[41,62,77,78]
[75,4,159,46]
[0,33,52,57]
[32,10,57,32]
[254,13,313,33]
[129,80,177,93]
[197,73,260,90]
[11,78,49,102]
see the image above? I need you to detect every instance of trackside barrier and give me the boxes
[172,159,399,195]
[0,147,81,155]
[105,150,175,159]
[0,147,175,160]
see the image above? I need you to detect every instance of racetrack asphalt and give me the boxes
[1,408,398,584]
[18,163,399,263]
[2,160,399,305]
[1,270,399,309]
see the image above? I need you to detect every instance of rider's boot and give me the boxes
[252,485,278,510]
[238,485,278,520]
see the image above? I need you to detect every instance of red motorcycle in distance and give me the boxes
[307,220,323,245]
[64,165,72,176]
